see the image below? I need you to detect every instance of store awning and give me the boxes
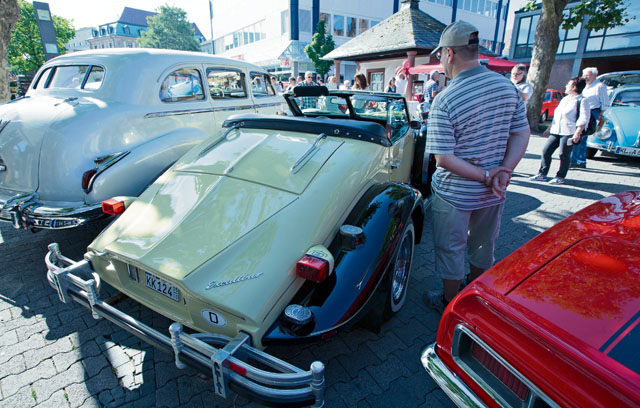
[408,54,522,74]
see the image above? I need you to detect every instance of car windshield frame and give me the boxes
[611,88,640,107]
[284,87,411,128]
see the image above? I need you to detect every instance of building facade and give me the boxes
[209,0,508,81]
[87,7,205,50]
[65,27,93,52]
[508,1,640,89]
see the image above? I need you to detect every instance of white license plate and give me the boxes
[615,146,640,156]
[145,272,180,302]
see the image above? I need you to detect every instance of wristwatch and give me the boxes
[484,169,490,185]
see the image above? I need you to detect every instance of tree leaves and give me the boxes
[8,0,74,74]
[137,6,201,52]
[304,20,336,77]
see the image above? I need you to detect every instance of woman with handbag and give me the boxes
[530,77,590,185]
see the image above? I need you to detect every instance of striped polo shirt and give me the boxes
[426,65,529,211]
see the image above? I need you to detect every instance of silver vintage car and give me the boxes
[0,49,285,230]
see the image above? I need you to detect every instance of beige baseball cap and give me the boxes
[430,20,479,56]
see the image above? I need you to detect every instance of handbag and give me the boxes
[577,98,597,136]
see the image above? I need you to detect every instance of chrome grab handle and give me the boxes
[291,133,327,174]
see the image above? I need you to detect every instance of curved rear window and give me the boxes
[34,65,105,90]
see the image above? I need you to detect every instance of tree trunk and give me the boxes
[526,0,569,131]
[0,0,20,103]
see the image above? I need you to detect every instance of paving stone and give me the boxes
[392,339,430,375]
[365,372,434,407]
[333,370,382,407]
[133,391,156,408]
[336,344,382,378]
[0,359,55,398]
[98,389,114,406]
[30,362,84,403]
[0,333,46,365]
[322,357,350,388]
[24,337,74,370]
[81,354,111,378]
[84,366,120,395]
[0,385,37,408]
[177,374,209,405]
[421,388,458,408]
[0,329,18,348]
[155,361,184,388]
[155,380,180,408]
[365,331,406,361]
[0,354,27,379]
[37,389,71,408]
[365,354,412,391]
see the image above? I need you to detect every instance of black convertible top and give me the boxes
[222,114,391,147]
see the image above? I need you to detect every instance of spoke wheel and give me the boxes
[384,221,415,318]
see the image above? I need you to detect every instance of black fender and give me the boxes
[262,183,424,345]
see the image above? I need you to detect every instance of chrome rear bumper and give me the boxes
[421,344,488,408]
[45,243,325,407]
[0,192,103,230]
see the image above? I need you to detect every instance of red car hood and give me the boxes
[479,191,640,372]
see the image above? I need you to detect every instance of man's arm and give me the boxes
[599,83,610,112]
[434,154,511,184]
[501,128,530,170]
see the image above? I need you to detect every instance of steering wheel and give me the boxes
[211,87,226,98]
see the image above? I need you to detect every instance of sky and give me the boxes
[40,0,214,40]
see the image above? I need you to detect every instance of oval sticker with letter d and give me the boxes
[202,309,227,327]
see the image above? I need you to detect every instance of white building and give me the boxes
[65,27,93,52]
[209,0,508,81]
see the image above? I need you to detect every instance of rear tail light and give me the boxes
[102,198,126,215]
[296,255,329,283]
[471,342,529,400]
[82,169,98,192]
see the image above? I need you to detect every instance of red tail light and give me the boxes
[102,198,125,215]
[471,342,529,400]
[82,169,98,191]
[296,255,329,283]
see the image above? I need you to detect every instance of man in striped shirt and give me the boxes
[424,21,530,313]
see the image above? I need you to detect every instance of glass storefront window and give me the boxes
[333,14,344,36]
[602,33,640,50]
[517,16,531,45]
[527,15,538,44]
[358,18,369,34]
[586,37,603,51]
[346,17,356,37]
[562,39,578,53]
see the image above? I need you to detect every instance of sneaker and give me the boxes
[529,174,548,181]
[573,163,587,169]
[423,290,448,314]
[549,177,565,185]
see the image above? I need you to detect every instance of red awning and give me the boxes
[408,54,522,75]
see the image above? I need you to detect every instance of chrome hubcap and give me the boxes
[392,230,413,302]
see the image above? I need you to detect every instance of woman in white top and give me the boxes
[530,77,590,185]
[511,64,533,105]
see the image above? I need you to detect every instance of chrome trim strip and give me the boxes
[421,344,489,408]
[291,133,326,174]
[0,119,10,134]
[198,125,239,157]
[0,164,6,172]
[452,324,561,408]
[144,101,282,119]
[0,194,104,230]
[85,151,130,193]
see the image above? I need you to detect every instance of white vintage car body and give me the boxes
[0,49,284,230]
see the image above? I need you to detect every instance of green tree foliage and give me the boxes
[305,20,336,78]
[8,0,74,74]
[524,0,631,130]
[138,5,200,52]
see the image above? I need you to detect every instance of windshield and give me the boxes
[289,93,405,123]
[612,89,640,107]
[600,73,640,90]
[544,91,551,102]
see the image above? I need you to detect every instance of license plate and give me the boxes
[615,146,640,156]
[145,271,180,302]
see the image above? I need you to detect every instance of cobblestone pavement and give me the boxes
[1,134,638,408]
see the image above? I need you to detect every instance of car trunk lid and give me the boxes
[0,96,74,193]
[173,128,343,195]
[507,237,640,369]
[94,171,297,281]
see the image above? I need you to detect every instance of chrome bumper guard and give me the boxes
[45,243,325,407]
[0,192,103,230]
[421,344,488,408]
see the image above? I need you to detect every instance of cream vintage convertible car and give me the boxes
[0,48,284,231]
[45,86,433,406]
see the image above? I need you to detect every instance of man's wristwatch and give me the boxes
[484,169,490,185]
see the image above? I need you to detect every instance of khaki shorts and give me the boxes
[431,193,504,280]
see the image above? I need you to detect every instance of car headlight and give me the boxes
[594,122,614,141]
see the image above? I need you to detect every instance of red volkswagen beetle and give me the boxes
[422,191,640,408]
